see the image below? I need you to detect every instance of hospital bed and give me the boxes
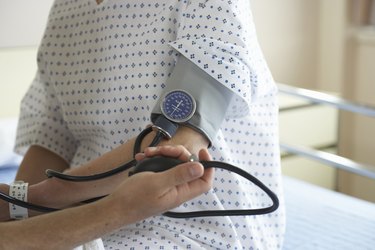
[278,83,375,249]
[1,84,374,249]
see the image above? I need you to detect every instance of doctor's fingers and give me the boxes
[141,145,192,162]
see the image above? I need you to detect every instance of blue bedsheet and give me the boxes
[0,167,17,184]
[283,176,375,250]
[0,117,21,184]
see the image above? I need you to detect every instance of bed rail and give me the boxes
[278,83,375,180]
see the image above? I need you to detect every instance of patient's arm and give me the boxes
[0,147,213,250]
[15,145,70,185]
[1,125,208,221]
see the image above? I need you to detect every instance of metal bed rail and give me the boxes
[277,83,375,180]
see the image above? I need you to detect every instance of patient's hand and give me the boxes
[142,125,209,157]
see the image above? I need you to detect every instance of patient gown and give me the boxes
[15,0,285,249]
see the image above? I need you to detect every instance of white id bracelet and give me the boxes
[9,181,29,220]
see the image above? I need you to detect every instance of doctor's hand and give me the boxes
[107,145,214,224]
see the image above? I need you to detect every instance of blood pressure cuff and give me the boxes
[151,55,234,146]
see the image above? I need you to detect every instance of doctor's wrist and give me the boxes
[159,125,209,156]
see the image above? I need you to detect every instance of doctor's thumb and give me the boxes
[167,162,205,186]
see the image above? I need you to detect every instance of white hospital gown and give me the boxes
[15,0,285,249]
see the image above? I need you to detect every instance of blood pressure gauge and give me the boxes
[161,90,196,123]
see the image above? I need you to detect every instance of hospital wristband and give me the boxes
[9,181,29,220]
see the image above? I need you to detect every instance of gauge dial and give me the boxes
[161,90,196,123]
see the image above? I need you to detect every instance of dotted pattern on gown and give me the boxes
[15,0,285,249]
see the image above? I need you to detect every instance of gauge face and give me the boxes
[161,90,196,123]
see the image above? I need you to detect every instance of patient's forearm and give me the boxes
[0,193,125,250]
[24,136,141,210]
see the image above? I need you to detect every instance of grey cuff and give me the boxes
[152,55,234,146]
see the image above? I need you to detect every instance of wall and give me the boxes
[250,0,320,89]
[0,1,53,48]
[0,1,54,118]
[316,0,348,93]
[250,0,340,189]
[0,47,38,118]
[338,28,375,202]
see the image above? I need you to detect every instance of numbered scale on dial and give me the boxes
[161,90,196,123]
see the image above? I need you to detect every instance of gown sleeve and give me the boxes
[169,0,276,118]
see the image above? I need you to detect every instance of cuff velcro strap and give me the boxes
[9,181,29,220]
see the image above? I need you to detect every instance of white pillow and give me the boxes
[0,117,22,168]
